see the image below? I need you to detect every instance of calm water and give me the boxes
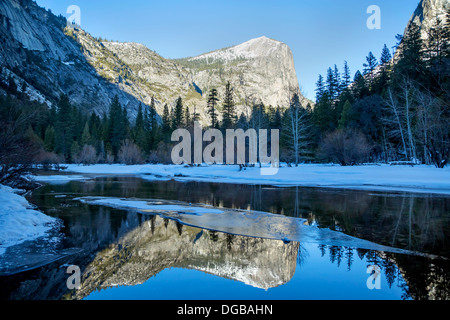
[1,175,450,300]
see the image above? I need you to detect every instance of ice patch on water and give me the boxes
[75,196,445,259]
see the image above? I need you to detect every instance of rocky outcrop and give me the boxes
[101,36,307,123]
[406,0,449,37]
[394,0,449,61]
[70,216,299,299]
[0,0,306,123]
[0,0,150,117]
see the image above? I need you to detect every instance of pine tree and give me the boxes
[55,94,74,160]
[133,104,147,152]
[192,106,200,123]
[375,44,393,93]
[326,68,337,100]
[81,121,91,146]
[363,51,378,75]
[380,44,392,65]
[207,88,219,128]
[148,97,159,150]
[312,91,335,134]
[236,112,248,129]
[70,140,80,163]
[185,106,191,127]
[352,70,368,98]
[338,100,354,129]
[342,61,351,88]
[426,15,450,85]
[44,125,55,152]
[333,65,342,97]
[172,97,184,129]
[162,104,171,140]
[222,81,236,129]
[271,107,282,130]
[315,74,326,102]
[394,21,425,81]
[108,95,128,156]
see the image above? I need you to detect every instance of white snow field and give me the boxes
[53,163,450,195]
[0,184,59,255]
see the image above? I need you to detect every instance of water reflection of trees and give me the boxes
[73,179,448,258]
[20,178,450,300]
[315,243,450,300]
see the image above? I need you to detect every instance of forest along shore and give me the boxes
[32,163,450,195]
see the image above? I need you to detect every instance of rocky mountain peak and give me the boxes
[405,0,449,37]
[189,35,286,63]
[1,0,306,123]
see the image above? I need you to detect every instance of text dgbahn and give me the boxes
[171,121,280,176]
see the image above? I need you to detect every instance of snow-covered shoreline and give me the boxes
[40,163,450,195]
[0,184,59,255]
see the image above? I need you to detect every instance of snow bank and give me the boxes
[59,163,450,195]
[0,184,59,255]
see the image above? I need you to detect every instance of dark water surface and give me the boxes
[1,176,450,300]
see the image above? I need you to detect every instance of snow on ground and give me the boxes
[57,163,450,195]
[0,184,59,255]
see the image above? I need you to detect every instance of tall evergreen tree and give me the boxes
[81,121,91,146]
[333,65,342,97]
[352,70,368,98]
[315,74,326,102]
[133,104,147,152]
[207,88,219,128]
[326,67,338,100]
[44,125,55,152]
[222,81,236,129]
[380,44,392,65]
[375,44,393,93]
[271,107,283,130]
[172,97,184,129]
[394,21,425,81]
[192,106,200,123]
[108,95,128,156]
[162,103,171,140]
[147,97,159,150]
[342,61,351,88]
[236,112,248,130]
[363,51,378,75]
[185,106,191,127]
[55,94,74,160]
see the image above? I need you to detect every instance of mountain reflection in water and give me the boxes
[1,176,449,300]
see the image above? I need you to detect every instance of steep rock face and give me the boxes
[0,0,305,123]
[186,36,305,112]
[70,216,299,299]
[103,36,306,123]
[406,0,449,36]
[0,0,148,117]
[394,0,449,61]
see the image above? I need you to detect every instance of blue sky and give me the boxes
[36,0,419,101]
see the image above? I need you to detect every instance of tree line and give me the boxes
[311,15,450,168]
[1,13,449,189]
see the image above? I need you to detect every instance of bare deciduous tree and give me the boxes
[118,139,145,165]
[73,145,98,166]
[318,129,371,166]
[283,91,312,166]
